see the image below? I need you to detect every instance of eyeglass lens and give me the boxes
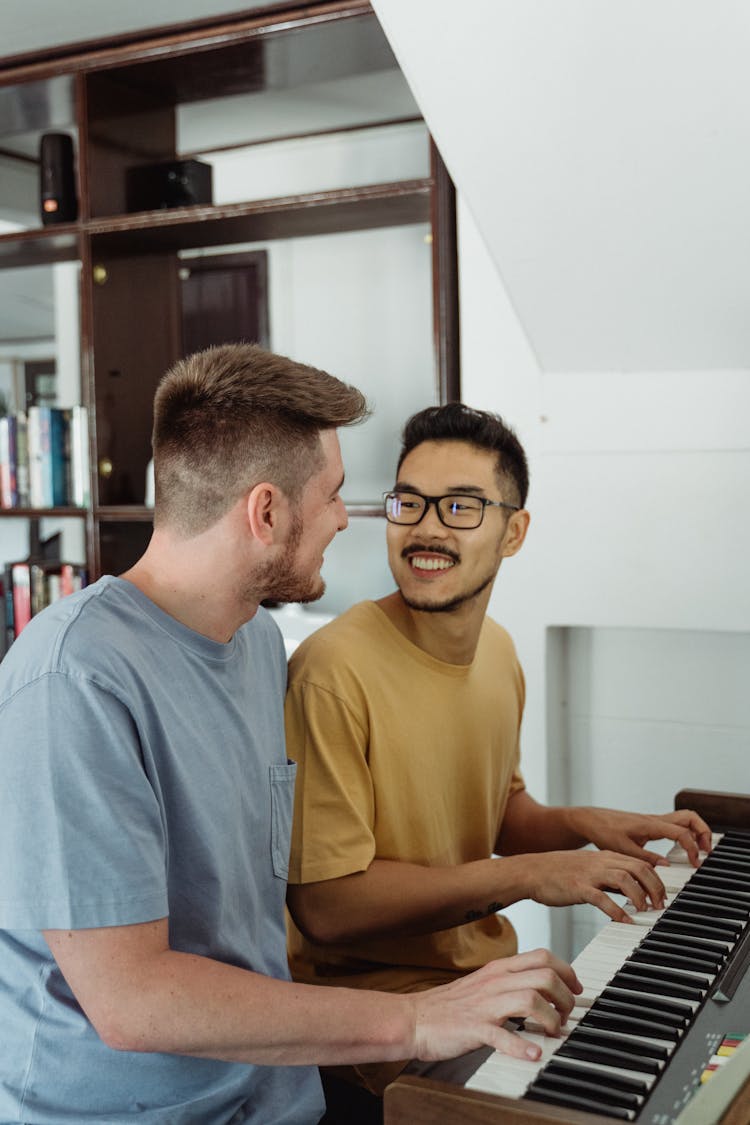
[385,492,484,528]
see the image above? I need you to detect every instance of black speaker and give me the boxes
[125,159,213,213]
[39,132,78,225]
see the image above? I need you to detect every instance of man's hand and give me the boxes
[411,949,580,1063]
[568,807,712,867]
[522,848,669,922]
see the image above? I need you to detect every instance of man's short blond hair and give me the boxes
[152,343,368,537]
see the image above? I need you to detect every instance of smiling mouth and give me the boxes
[408,555,456,572]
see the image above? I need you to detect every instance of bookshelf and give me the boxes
[0,1,459,601]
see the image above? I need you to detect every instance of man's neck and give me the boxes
[376,590,489,666]
[121,528,260,644]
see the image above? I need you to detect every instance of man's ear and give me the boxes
[501,508,530,558]
[246,482,285,546]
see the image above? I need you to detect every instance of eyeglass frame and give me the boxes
[382,490,521,529]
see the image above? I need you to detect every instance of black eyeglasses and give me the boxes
[383,491,520,530]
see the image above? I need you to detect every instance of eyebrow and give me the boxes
[394,481,487,495]
[332,473,345,498]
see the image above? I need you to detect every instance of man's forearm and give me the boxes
[44,922,580,1070]
[287,855,537,945]
[496,790,593,855]
[46,923,414,1066]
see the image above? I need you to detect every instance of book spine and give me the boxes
[49,408,69,507]
[38,406,53,507]
[0,574,6,660]
[27,407,44,509]
[30,563,47,618]
[11,562,31,637]
[3,565,14,653]
[15,412,30,507]
[70,406,90,508]
[0,416,10,508]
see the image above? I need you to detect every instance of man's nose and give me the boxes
[336,495,349,531]
[419,500,448,531]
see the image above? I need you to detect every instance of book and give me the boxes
[0,415,16,508]
[10,562,31,637]
[69,405,90,508]
[15,412,29,507]
[27,406,44,508]
[2,565,14,654]
[48,407,70,507]
[13,406,86,509]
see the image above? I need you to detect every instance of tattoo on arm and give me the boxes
[464,901,504,923]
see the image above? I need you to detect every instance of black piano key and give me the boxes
[640,929,728,957]
[568,1026,670,1062]
[593,995,689,1028]
[639,937,724,971]
[648,923,730,954]
[629,949,715,985]
[689,870,750,895]
[544,1058,650,1095]
[525,1083,636,1120]
[673,891,750,920]
[655,907,740,939]
[653,916,735,944]
[557,1037,663,1074]
[531,1072,644,1111]
[618,959,711,989]
[627,947,717,977]
[611,968,704,1002]
[665,902,742,931]
[701,859,750,877]
[601,986,694,1018]
[670,891,748,919]
[579,1010,681,1042]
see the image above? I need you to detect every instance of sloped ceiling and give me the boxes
[372,0,750,372]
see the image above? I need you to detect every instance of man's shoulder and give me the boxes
[479,615,521,663]
[288,601,387,676]
[0,576,160,698]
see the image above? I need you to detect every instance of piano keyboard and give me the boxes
[466,830,750,1122]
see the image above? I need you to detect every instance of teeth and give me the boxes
[410,557,454,571]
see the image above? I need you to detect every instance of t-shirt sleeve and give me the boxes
[0,672,168,930]
[285,676,376,884]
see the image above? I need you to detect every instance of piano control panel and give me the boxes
[466,829,750,1123]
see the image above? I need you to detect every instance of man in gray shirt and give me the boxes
[0,344,578,1124]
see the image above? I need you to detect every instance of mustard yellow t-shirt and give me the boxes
[285,600,526,996]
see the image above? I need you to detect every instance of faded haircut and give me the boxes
[152,343,368,536]
[397,403,529,507]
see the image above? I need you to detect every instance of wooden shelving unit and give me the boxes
[0,0,459,581]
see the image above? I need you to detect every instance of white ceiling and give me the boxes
[5,1,750,372]
[373,0,750,372]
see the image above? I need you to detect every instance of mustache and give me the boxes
[401,544,460,564]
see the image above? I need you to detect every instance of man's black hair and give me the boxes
[397,403,529,507]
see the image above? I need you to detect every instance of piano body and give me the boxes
[384,791,750,1125]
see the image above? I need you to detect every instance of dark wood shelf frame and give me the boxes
[0,1,460,583]
[0,508,88,519]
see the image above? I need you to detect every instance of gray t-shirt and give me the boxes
[0,576,324,1125]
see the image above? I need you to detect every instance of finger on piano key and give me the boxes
[464,1030,568,1098]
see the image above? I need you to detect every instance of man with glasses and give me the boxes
[284,402,711,1115]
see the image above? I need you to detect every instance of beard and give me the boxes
[400,570,494,614]
[396,542,494,614]
[252,509,326,605]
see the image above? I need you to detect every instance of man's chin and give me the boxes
[399,572,495,615]
[277,577,326,605]
[401,592,464,614]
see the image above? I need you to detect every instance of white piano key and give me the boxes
[466,831,729,1106]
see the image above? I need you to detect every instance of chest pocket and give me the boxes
[269,762,297,879]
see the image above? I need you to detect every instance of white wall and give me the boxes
[373,0,750,959]
[458,194,750,954]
